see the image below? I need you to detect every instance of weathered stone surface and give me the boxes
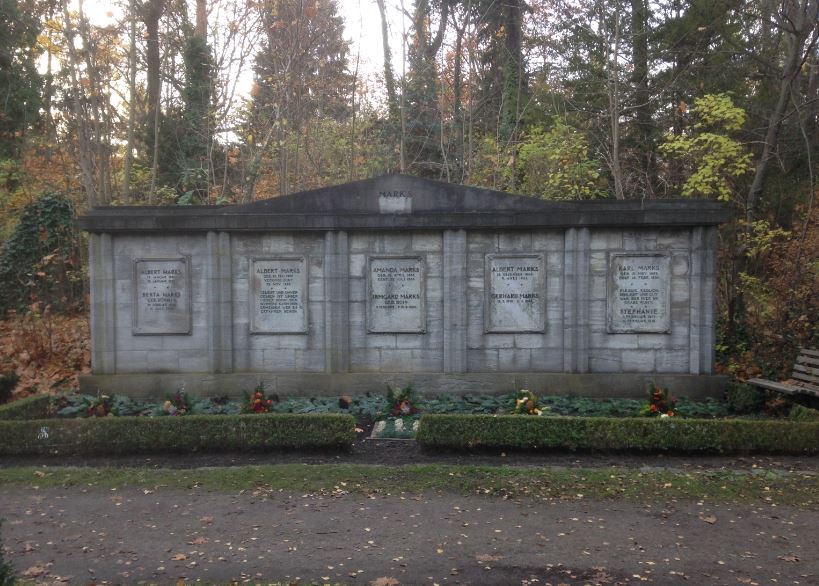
[80,175,727,397]
[367,256,425,333]
[133,258,191,335]
[485,254,545,333]
[249,257,308,334]
[607,253,671,333]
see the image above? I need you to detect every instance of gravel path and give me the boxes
[2,485,817,585]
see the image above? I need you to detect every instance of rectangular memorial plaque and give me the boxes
[607,253,671,333]
[133,257,191,335]
[249,257,308,334]
[367,256,425,333]
[485,254,545,333]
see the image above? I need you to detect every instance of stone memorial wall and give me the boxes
[80,175,728,398]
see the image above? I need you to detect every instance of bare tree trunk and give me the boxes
[376,0,399,126]
[631,0,654,198]
[60,0,98,207]
[746,0,819,223]
[399,0,407,173]
[142,0,165,187]
[607,4,625,200]
[122,0,138,203]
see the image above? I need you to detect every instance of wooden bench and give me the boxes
[748,348,819,398]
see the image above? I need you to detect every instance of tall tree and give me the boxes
[0,0,43,161]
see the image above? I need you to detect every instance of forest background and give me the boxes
[0,0,816,396]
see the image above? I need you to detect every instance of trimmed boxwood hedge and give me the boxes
[416,414,819,454]
[0,394,51,420]
[0,413,356,455]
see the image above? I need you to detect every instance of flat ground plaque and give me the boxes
[485,254,545,333]
[607,253,671,333]
[250,257,308,334]
[367,256,425,333]
[133,258,191,335]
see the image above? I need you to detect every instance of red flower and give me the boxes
[650,404,658,413]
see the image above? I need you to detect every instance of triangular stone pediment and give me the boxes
[233,174,551,215]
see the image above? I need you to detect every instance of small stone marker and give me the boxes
[249,256,308,333]
[133,258,191,334]
[485,254,545,332]
[367,256,426,333]
[607,253,671,333]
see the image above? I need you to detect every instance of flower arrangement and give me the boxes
[243,383,275,414]
[386,384,421,417]
[85,394,112,417]
[642,382,676,417]
[162,389,191,416]
[512,389,544,415]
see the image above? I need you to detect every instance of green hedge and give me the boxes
[0,413,356,455]
[416,414,819,454]
[0,394,51,420]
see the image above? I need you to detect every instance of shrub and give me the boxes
[789,404,819,422]
[0,519,14,586]
[0,373,19,405]
[416,414,819,454]
[0,394,50,420]
[0,413,356,455]
[725,382,766,414]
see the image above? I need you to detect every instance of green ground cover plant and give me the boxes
[416,414,819,454]
[0,520,14,586]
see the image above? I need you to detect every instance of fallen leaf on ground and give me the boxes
[171,553,187,561]
[778,554,799,562]
[699,514,717,524]
[22,565,47,578]
[370,577,400,586]
[476,554,503,562]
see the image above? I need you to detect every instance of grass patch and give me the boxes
[0,464,816,506]
[0,413,355,455]
[417,414,819,454]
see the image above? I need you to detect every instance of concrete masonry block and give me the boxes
[261,348,296,370]
[484,334,516,349]
[178,350,209,372]
[383,234,412,252]
[515,334,546,349]
[622,350,656,372]
[412,232,442,251]
[295,350,327,372]
[349,279,366,302]
[589,350,622,373]
[655,350,689,373]
[349,234,373,252]
[530,348,563,371]
[411,350,444,371]
[589,230,623,251]
[396,334,424,349]
[468,349,499,372]
[499,232,532,251]
[672,254,690,277]
[350,350,381,372]
[366,334,398,349]
[467,232,497,252]
[657,230,690,249]
[499,348,532,371]
[425,254,443,277]
[349,253,366,277]
[532,231,564,251]
[261,235,295,253]
[589,252,607,272]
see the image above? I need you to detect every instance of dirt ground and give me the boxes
[1,484,817,585]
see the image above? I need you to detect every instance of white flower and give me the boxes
[660,413,670,419]
[394,418,404,432]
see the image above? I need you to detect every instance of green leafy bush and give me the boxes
[0,193,84,314]
[0,413,356,455]
[0,394,50,420]
[0,519,15,586]
[416,414,819,454]
[0,373,19,405]
[789,404,819,422]
[726,382,766,414]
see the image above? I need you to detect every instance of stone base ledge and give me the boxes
[80,372,727,400]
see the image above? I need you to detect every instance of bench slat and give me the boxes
[801,348,819,358]
[794,363,819,377]
[747,378,819,398]
[792,369,819,385]
[797,355,819,367]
